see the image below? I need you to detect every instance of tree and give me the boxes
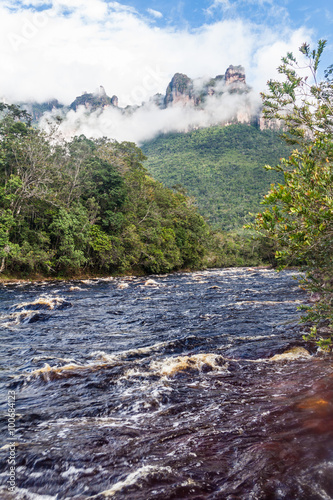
[0,104,211,277]
[250,40,333,350]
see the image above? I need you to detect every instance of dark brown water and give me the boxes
[0,267,332,499]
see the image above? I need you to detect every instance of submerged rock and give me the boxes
[20,312,50,324]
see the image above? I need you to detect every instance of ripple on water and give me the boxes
[1,268,333,499]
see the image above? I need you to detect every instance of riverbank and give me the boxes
[0,265,275,285]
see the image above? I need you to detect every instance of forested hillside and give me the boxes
[142,125,291,230]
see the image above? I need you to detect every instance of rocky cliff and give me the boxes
[70,86,119,112]
[161,65,248,109]
[225,65,246,86]
[164,73,197,107]
[20,64,265,129]
[22,99,64,122]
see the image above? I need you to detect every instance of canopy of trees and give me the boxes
[0,104,210,277]
[141,124,291,230]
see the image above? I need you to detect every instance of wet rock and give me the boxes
[201,363,213,373]
[226,361,239,372]
[56,300,72,310]
[21,312,50,324]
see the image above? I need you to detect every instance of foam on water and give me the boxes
[87,465,173,498]
[150,353,228,376]
[1,267,332,499]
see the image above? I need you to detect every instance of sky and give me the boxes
[0,0,332,142]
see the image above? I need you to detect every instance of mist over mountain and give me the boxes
[21,65,266,144]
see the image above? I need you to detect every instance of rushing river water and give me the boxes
[0,267,333,500]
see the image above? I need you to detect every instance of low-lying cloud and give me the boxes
[40,87,262,144]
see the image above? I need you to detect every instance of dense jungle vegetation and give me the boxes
[141,124,292,230]
[0,104,208,277]
[0,104,273,279]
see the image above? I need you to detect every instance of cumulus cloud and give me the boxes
[0,0,316,143]
[0,0,313,107]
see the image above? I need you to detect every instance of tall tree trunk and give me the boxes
[0,256,5,273]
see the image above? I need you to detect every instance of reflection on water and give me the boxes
[0,268,332,499]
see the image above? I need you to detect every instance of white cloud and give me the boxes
[206,0,231,16]
[40,89,262,145]
[207,0,274,10]
[205,0,288,26]
[0,0,313,142]
[146,8,163,19]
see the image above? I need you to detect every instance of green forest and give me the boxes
[0,105,277,279]
[0,104,217,278]
[141,124,291,230]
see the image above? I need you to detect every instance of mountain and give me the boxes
[22,99,64,122]
[19,87,119,121]
[16,70,287,231]
[141,124,291,231]
[69,86,119,112]
[19,64,262,131]
[163,65,247,108]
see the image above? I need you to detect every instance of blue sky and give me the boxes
[0,0,332,105]
[124,0,332,35]
[130,0,333,65]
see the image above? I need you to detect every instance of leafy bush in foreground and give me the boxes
[249,41,333,350]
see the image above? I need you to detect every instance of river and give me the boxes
[0,267,332,499]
